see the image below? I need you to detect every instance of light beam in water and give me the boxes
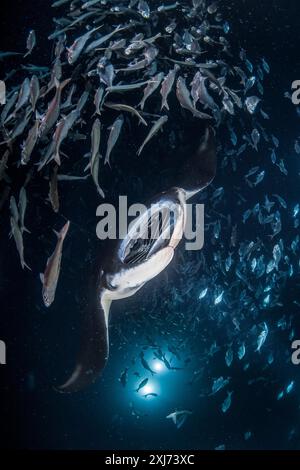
[153,361,164,372]
[143,384,154,395]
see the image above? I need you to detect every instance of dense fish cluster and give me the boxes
[2,1,272,266]
[0,0,299,446]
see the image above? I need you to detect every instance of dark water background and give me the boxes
[0,0,300,450]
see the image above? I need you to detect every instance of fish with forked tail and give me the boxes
[40,221,70,307]
[39,78,71,138]
[135,378,148,393]
[137,115,168,156]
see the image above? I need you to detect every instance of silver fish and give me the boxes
[139,72,164,110]
[88,119,105,198]
[0,151,10,183]
[105,114,124,166]
[18,187,30,234]
[82,0,101,9]
[94,86,105,115]
[251,128,260,151]
[21,118,39,165]
[1,91,18,125]
[61,83,76,110]
[222,94,235,115]
[160,65,180,111]
[14,78,31,116]
[30,75,40,111]
[48,12,95,41]
[39,78,71,137]
[8,108,32,142]
[107,38,126,51]
[245,96,261,114]
[76,90,89,114]
[176,76,212,119]
[158,2,179,13]
[54,33,66,59]
[106,80,149,94]
[225,88,242,109]
[10,196,19,223]
[256,322,268,352]
[52,109,79,165]
[85,25,126,53]
[57,174,89,181]
[105,102,147,126]
[253,170,265,187]
[138,0,150,19]
[24,30,36,58]
[135,377,149,392]
[0,51,22,60]
[221,391,233,413]
[43,58,63,96]
[10,216,30,270]
[40,221,70,307]
[137,115,168,156]
[207,1,219,14]
[67,26,102,64]
[191,72,218,110]
[37,140,56,172]
[51,0,71,6]
[91,153,104,199]
[49,165,60,213]
[98,59,115,87]
[166,410,192,429]
[118,58,148,73]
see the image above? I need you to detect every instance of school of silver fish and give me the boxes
[0,0,299,444]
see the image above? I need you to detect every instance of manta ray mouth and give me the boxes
[119,200,181,266]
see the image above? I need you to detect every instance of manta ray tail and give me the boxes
[58,275,110,393]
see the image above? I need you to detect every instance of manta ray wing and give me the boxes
[58,273,111,393]
[180,126,217,198]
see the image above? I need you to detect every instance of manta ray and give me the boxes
[59,127,217,392]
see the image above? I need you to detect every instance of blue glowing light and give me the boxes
[152,361,164,372]
[143,384,154,395]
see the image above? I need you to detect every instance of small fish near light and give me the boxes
[135,378,159,399]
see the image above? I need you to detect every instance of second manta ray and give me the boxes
[60,127,217,392]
